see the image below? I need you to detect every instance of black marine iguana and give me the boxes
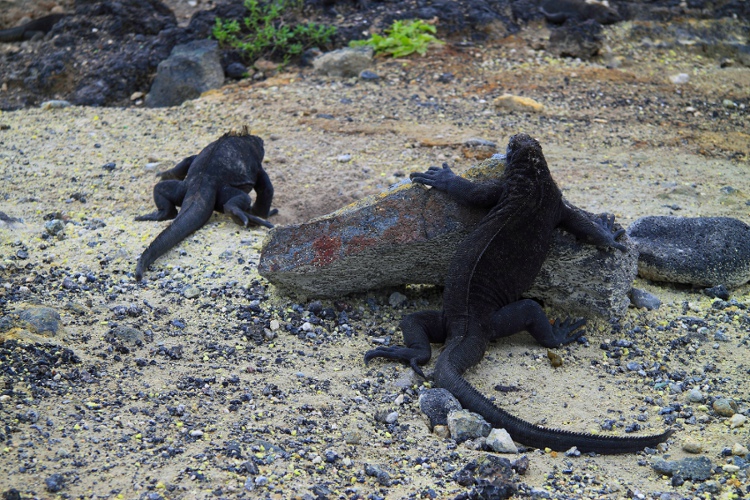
[0,14,66,43]
[365,134,671,454]
[135,127,275,281]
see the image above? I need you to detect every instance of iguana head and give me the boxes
[505,133,548,173]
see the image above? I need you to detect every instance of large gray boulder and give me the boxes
[628,216,750,288]
[146,39,224,108]
[259,157,638,318]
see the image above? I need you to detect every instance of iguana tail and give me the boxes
[434,359,672,454]
[135,186,216,281]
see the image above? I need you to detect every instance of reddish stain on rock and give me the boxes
[346,234,378,255]
[312,235,342,266]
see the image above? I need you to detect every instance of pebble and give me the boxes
[183,285,200,299]
[189,429,204,437]
[419,388,462,429]
[682,438,703,454]
[102,162,116,171]
[686,388,704,403]
[433,425,450,439]
[385,411,399,424]
[493,94,544,113]
[40,100,71,109]
[337,154,352,163]
[359,70,380,81]
[485,428,518,453]
[629,288,661,310]
[670,73,689,84]
[45,219,65,236]
[729,414,746,429]
[732,443,748,456]
[712,398,737,417]
[447,409,491,443]
[45,473,65,492]
[388,291,407,307]
[269,319,280,331]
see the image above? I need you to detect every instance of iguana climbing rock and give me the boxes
[0,14,66,43]
[135,127,275,281]
[365,134,671,454]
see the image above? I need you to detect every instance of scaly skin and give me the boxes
[0,14,66,43]
[365,133,671,454]
[135,127,276,281]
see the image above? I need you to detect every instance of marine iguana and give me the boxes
[0,14,66,43]
[135,127,275,281]
[539,0,621,25]
[365,134,671,454]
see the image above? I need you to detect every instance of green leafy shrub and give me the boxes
[213,0,336,65]
[350,19,443,57]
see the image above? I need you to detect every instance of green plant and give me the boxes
[212,0,336,64]
[350,19,443,57]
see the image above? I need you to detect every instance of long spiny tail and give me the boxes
[135,190,216,281]
[434,362,672,454]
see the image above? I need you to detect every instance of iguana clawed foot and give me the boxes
[410,163,457,190]
[226,207,275,229]
[597,213,627,251]
[364,346,428,379]
[550,317,587,346]
[135,208,178,221]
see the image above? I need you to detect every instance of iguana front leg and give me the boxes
[364,310,445,378]
[410,164,504,209]
[559,201,626,251]
[157,155,196,181]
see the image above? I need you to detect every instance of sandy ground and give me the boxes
[1,19,749,500]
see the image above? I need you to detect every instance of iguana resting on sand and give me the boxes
[0,14,66,43]
[135,127,275,281]
[365,134,671,454]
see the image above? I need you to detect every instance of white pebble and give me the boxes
[729,414,746,429]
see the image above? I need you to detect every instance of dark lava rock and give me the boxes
[225,62,248,79]
[703,284,730,300]
[146,39,224,107]
[547,19,603,60]
[628,287,661,310]
[45,473,65,492]
[628,216,750,288]
[651,456,714,481]
[454,456,517,498]
[259,156,638,318]
[18,306,63,336]
[419,388,462,429]
[539,0,621,25]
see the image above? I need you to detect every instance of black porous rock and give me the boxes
[651,456,714,481]
[146,39,224,107]
[419,388,462,430]
[547,19,603,60]
[628,216,750,288]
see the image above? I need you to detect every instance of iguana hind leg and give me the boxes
[218,187,273,228]
[488,299,585,347]
[364,310,445,378]
[135,180,186,221]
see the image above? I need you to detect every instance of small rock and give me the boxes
[486,428,518,453]
[729,414,746,429]
[433,425,450,439]
[722,99,737,109]
[732,443,748,456]
[183,285,201,299]
[19,307,63,336]
[687,388,704,403]
[462,138,498,160]
[388,291,407,307]
[225,62,248,79]
[269,320,280,331]
[385,411,399,424]
[359,70,380,81]
[342,430,361,444]
[111,325,144,344]
[313,47,374,78]
[651,456,714,481]
[419,388,462,429]
[493,94,544,113]
[40,100,71,109]
[629,288,661,310]
[337,154,352,163]
[547,19,603,60]
[703,284,729,300]
[712,398,738,417]
[670,73,690,84]
[682,438,703,454]
[45,219,65,236]
[447,409,491,443]
[45,473,65,492]
[102,162,116,171]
